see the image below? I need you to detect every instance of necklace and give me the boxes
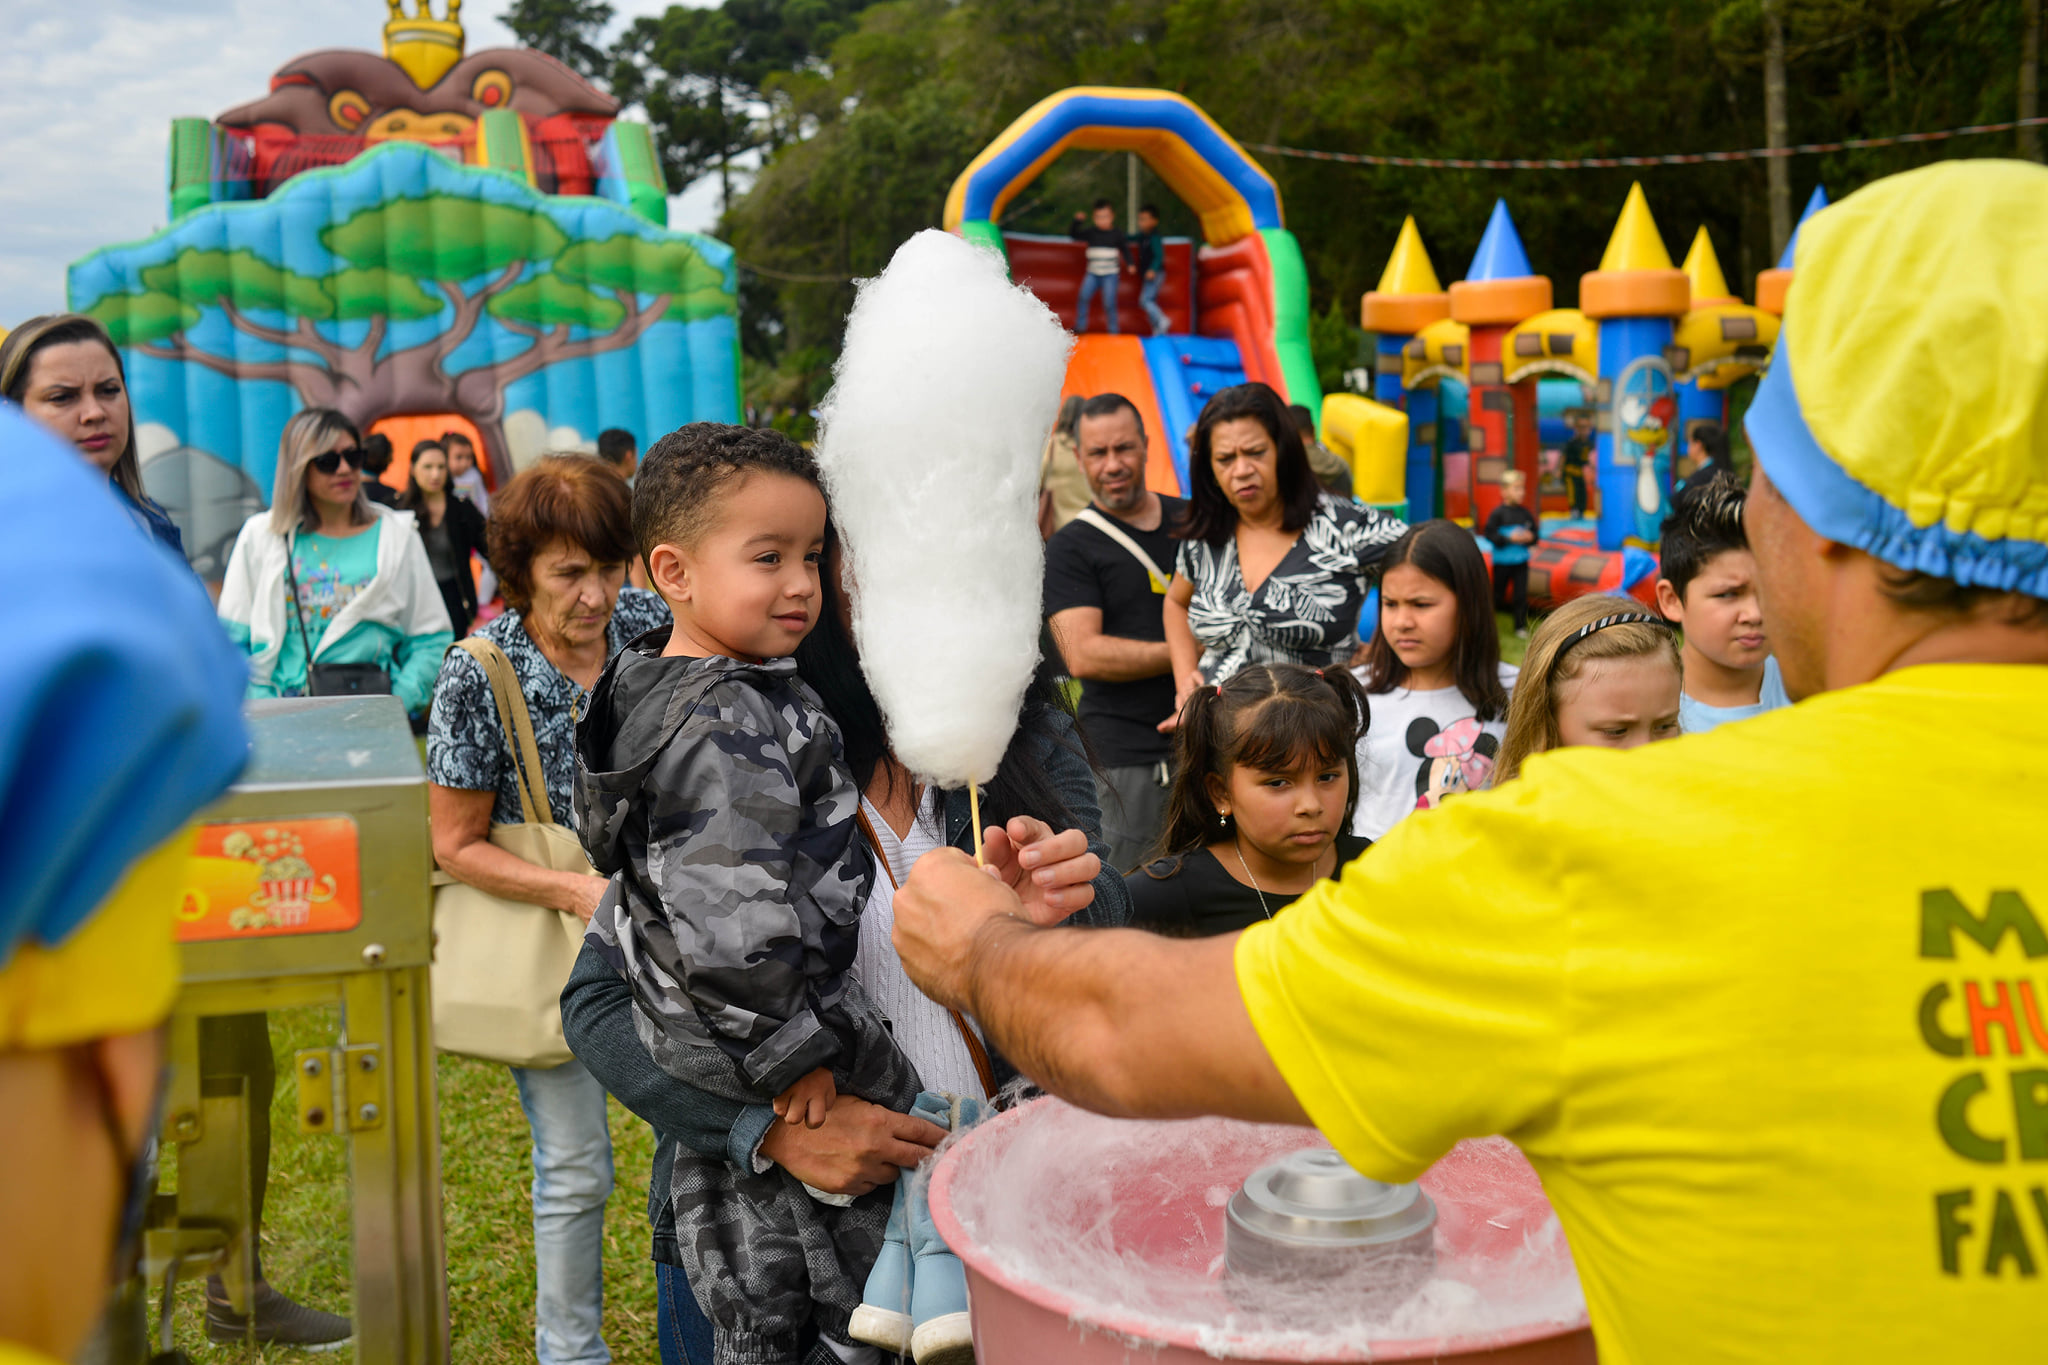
[1232,838,1332,920]
[1232,839,1275,919]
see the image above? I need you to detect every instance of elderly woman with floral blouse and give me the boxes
[425,455,667,1365]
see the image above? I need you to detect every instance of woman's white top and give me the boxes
[855,789,989,1101]
[1349,662,1519,840]
[216,503,452,694]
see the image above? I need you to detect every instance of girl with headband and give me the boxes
[1494,594,1683,783]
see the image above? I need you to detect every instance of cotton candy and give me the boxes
[814,229,1072,789]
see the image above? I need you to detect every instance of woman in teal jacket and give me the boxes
[218,409,452,718]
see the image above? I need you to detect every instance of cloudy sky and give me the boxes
[0,0,719,326]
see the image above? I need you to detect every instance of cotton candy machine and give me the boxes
[927,1100,1593,1364]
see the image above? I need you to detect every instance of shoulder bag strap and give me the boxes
[282,530,320,664]
[1073,507,1170,591]
[853,806,999,1100]
[452,637,552,828]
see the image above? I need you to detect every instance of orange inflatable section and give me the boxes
[368,412,490,494]
[1061,336,1179,496]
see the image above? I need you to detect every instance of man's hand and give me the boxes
[894,853,1313,1125]
[757,1095,948,1197]
[896,846,1027,1011]
[978,816,1100,924]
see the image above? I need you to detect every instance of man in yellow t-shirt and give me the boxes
[0,406,248,1365]
[892,160,2048,1361]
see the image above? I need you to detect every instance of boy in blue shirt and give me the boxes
[1654,471,1791,731]
[1482,469,1538,636]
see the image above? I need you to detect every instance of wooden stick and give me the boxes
[969,783,984,866]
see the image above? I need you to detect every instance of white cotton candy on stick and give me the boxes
[813,229,1073,796]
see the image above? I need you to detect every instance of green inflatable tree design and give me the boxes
[84,193,731,466]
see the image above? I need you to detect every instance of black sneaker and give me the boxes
[205,1279,351,1351]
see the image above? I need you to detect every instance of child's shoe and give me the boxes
[908,1094,988,1365]
[847,1181,914,1353]
[849,1092,956,1353]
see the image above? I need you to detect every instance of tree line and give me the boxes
[504,0,2042,420]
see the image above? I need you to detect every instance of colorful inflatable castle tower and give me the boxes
[69,0,739,574]
[1671,227,1780,452]
[1361,218,1451,523]
[1449,200,1551,530]
[1580,183,1690,548]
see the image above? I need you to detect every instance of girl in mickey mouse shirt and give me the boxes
[1347,521,1517,841]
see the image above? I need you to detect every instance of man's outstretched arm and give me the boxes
[892,846,1309,1125]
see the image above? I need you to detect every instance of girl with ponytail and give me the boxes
[1129,662,1373,936]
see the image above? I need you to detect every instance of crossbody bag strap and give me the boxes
[1073,507,1170,590]
[853,806,999,1101]
[452,638,552,828]
[282,530,319,665]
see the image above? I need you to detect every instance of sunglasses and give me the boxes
[310,445,364,475]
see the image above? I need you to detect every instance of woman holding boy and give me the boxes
[427,456,669,1365]
[561,426,1122,1365]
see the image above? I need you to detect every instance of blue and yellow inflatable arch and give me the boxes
[944,88,1321,443]
[945,88,1281,247]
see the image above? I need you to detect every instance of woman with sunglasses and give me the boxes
[218,408,453,721]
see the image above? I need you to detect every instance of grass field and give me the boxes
[157,1005,663,1363]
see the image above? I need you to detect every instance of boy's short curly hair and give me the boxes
[1658,471,1750,601]
[633,423,822,561]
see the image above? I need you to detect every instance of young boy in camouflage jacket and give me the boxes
[575,424,918,1365]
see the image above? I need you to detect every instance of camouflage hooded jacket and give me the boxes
[574,629,918,1362]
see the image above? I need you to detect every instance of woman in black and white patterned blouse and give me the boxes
[1163,383,1406,718]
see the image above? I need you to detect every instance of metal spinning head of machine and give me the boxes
[1224,1147,1438,1312]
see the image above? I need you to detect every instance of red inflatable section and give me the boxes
[1521,527,1660,610]
[1003,233,1196,335]
[1194,236,1286,393]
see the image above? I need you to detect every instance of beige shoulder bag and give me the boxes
[430,638,594,1069]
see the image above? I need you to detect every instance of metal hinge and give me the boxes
[294,1043,386,1134]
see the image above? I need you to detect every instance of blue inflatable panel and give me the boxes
[1621,544,1660,591]
[1144,334,1247,490]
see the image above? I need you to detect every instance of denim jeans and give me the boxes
[1139,272,1169,335]
[1076,271,1119,334]
[512,1058,616,1365]
[655,1262,715,1365]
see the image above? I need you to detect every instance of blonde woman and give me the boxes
[1493,594,1684,783]
[218,408,453,719]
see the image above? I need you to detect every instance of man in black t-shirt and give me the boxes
[1044,393,1184,872]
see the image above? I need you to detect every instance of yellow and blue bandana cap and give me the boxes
[1747,159,2048,596]
[0,405,248,1050]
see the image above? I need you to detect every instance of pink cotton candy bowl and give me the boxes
[927,1099,1595,1363]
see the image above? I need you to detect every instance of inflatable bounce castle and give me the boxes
[1360,185,1794,608]
[68,1,740,574]
[944,87,1410,507]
